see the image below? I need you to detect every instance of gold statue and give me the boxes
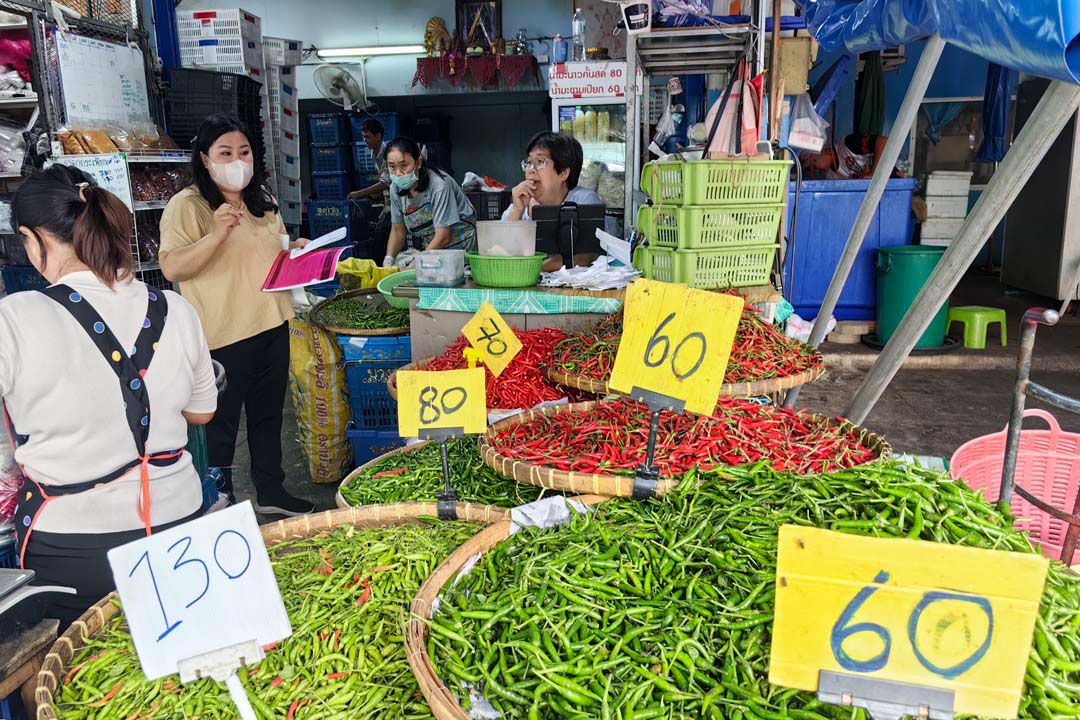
[423,17,451,57]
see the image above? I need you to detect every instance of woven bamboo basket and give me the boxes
[335,441,436,509]
[310,287,409,337]
[477,400,892,498]
[545,361,826,399]
[34,502,509,720]
[406,495,608,720]
[386,356,437,401]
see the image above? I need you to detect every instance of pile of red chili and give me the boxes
[488,398,877,475]
[550,300,824,385]
[419,327,574,410]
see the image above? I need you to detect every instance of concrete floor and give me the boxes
[229,271,1078,520]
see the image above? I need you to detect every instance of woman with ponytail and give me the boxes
[0,164,217,626]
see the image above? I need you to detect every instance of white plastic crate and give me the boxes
[925,195,968,219]
[276,128,299,156]
[179,37,263,72]
[279,176,302,203]
[273,105,300,134]
[176,8,261,38]
[925,171,973,197]
[279,153,300,180]
[263,36,302,66]
[922,217,964,240]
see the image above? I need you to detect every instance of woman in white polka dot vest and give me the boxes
[0,165,217,627]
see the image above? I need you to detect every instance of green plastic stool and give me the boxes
[947,306,1008,349]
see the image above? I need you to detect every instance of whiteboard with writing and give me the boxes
[58,153,134,212]
[107,502,292,681]
[55,30,152,128]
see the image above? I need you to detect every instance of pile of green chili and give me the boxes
[429,460,1080,719]
[315,296,409,331]
[338,439,548,508]
[53,522,478,720]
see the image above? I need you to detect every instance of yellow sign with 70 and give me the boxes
[769,526,1049,718]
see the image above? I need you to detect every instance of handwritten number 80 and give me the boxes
[831,570,994,680]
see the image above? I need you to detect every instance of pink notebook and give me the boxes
[262,246,347,292]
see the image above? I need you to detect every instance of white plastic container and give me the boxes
[477,220,537,257]
[416,250,466,287]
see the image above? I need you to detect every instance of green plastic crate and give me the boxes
[640,244,779,288]
[638,204,784,250]
[641,160,791,206]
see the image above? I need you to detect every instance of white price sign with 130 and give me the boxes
[107,502,292,680]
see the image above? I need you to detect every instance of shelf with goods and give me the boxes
[58,151,191,291]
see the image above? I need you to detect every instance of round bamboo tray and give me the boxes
[477,400,892,498]
[335,441,436,509]
[544,362,826,399]
[386,356,437,401]
[34,502,510,720]
[310,287,409,337]
[406,495,609,720]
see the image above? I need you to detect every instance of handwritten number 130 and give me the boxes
[129,531,252,642]
[830,570,994,680]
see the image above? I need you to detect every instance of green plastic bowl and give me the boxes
[377,269,416,309]
[467,252,545,288]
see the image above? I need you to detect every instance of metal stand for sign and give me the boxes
[818,671,954,720]
[178,640,265,720]
[629,388,685,499]
[418,428,462,520]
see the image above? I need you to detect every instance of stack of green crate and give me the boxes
[636,159,791,288]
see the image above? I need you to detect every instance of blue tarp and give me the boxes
[798,0,1080,84]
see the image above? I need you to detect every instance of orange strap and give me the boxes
[136,451,185,537]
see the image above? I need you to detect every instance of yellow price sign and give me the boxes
[608,279,743,416]
[461,301,522,377]
[397,368,487,438]
[769,525,1049,718]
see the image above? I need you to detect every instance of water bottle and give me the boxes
[572,8,586,62]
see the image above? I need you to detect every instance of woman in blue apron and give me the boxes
[0,166,217,626]
[383,137,477,267]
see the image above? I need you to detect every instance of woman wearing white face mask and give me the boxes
[159,114,315,517]
[384,137,477,267]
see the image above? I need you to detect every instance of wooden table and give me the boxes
[0,619,59,716]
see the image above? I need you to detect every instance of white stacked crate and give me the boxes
[263,37,303,230]
[921,171,973,247]
[176,8,277,198]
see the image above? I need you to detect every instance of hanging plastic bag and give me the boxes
[786,93,829,153]
[703,55,761,158]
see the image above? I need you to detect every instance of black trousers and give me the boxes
[24,509,201,630]
[208,322,289,498]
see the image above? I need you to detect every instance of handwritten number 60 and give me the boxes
[643,313,707,381]
[831,570,994,679]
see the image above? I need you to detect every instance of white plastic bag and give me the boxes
[786,93,829,153]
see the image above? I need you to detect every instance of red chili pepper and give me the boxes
[371,467,408,478]
[287,700,301,720]
[356,579,372,607]
[271,676,284,688]
[326,672,349,680]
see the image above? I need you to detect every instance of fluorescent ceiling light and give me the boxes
[318,45,424,58]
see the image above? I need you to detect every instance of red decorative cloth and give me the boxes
[412,55,539,89]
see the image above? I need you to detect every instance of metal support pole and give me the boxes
[624,32,639,231]
[754,0,767,77]
[783,34,945,409]
[845,80,1080,424]
[768,0,782,141]
[998,309,1052,507]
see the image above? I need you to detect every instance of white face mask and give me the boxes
[207,159,253,192]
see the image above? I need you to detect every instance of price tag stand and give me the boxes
[418,427,463,520]
[178,640,265,720]
[818,671,954,720]
[629,388,685,499]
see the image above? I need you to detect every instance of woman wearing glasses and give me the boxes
[382,137,477,266]
[502,132,605,270]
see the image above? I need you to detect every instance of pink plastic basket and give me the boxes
[950,409,1080,565]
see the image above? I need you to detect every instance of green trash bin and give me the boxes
[876,246,949,350]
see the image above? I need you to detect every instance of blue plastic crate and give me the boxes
[309,113,349,146]
[308,200,352,239]
[310,144,353,173]
[0,695,12,720]
[351,143,378,175]
[1,266,47,295]
[338,335,410,430]
[349,112,398,143]
[312,171,352,200]
[347,428,404,467]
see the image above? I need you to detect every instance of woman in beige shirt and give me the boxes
[160,113,313,516]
